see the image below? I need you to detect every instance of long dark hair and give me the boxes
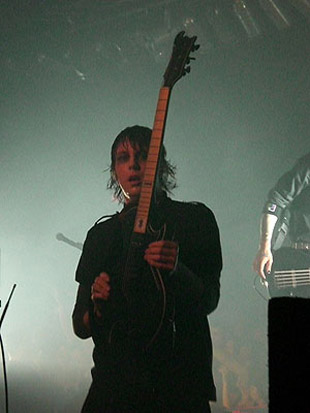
[107,125,177,203]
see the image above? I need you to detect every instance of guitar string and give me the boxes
[274,269,310,287]
[276,282,310,288]
[121,223,168,349]
[274,268,310,274]
[145,266,167,350]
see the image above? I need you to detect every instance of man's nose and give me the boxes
[129,156,140,170]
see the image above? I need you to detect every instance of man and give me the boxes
[72,125,222,412]
[253,152,310,292]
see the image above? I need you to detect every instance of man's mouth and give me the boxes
[129,176,142,186]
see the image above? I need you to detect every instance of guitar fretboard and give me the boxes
[133,87,171,234]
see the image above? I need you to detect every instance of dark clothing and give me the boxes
[73,195,222,411]
[263,153,310,243]
[81,380,212,412]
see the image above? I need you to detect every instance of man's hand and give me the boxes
[144,240,179,272]
[92,272,111,300]
[253,213,278,281]
[253,249,273,280]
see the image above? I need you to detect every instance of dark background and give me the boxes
[1,1,310,411]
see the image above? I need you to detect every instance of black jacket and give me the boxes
[263,152,310,242]
[73,195,222,405]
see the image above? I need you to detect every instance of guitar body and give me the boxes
[267,247,310,298]
[97,207,174,357]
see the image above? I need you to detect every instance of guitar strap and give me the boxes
[272,207,291,251]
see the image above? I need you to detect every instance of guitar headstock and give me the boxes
[163,31,199,88]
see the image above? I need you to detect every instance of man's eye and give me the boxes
[116,154,128,162]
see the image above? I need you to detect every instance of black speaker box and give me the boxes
[268,297,310,412]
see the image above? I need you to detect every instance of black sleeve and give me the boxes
[170,202,222,316]
[72,216,122,338]
[263,157,310,217]
[72,284,92,339]
[75,227,101,288]
[72,228,99,339]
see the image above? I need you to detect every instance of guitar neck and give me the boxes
[133,86,171,234]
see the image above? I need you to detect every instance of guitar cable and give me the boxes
[145,266,167,351]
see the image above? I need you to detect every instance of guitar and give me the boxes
[107,31,199,353]
[267,247,310,298]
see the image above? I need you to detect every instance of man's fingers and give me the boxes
[91,272,111,301]
[265,259,273,275]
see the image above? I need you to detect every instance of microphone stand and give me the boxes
[56,233,83,251]
[0,284,17,413]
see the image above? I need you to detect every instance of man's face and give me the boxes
[114,139,147,204]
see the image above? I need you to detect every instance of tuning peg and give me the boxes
[183,66,191,74]
[186,56,196,65]
[192,44,200,51]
